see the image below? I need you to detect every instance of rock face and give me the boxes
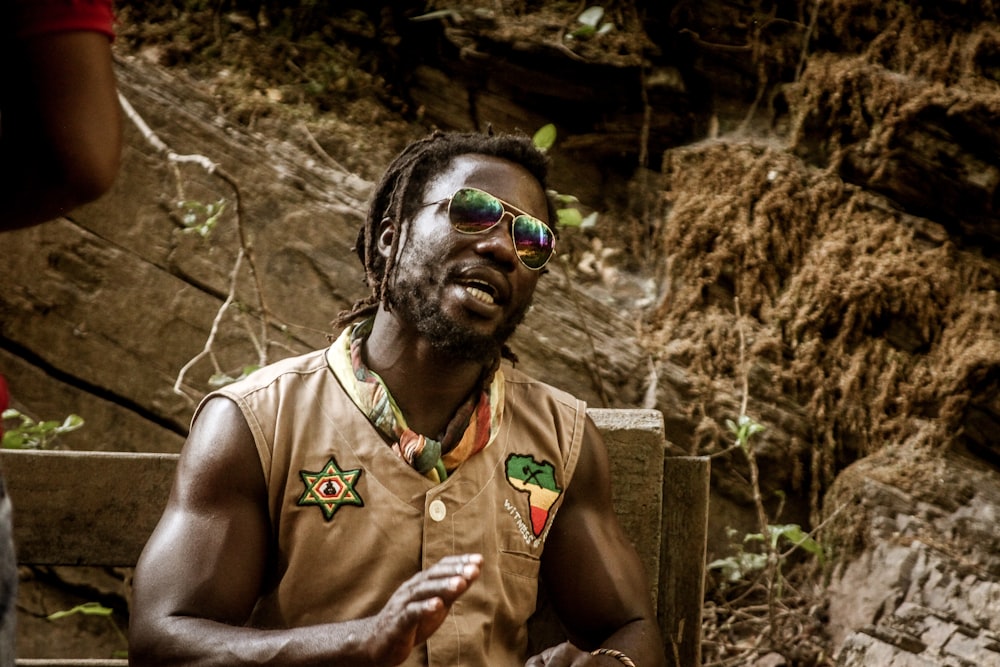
[827,443,1000,666]
[2,0,999,663]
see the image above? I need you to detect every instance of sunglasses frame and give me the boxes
[441,187,556,271]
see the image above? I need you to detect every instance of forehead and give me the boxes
[424,154,548,221]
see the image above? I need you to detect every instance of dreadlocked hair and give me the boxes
[331,130,553,362]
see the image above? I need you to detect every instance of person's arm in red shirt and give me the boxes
[1,1,122,230]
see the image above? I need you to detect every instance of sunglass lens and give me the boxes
[449,188,503,232]
[512,215,554,269]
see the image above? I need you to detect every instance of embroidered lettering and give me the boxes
[504,498,541,549]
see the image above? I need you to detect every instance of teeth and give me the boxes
[465,284,495,305]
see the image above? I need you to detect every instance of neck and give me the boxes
[361,309,494,437]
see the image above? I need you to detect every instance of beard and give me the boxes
[385,264,530,363]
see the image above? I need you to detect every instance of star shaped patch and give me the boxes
[297,456,364,520]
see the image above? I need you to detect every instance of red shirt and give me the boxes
[8,0,115,40]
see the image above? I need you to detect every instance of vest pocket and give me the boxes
[497,548,541,579]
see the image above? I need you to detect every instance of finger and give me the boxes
[412,573,476,605]
[428,553,483,577]
[413,555,482,591]
[527,641,589,667]
[525,645,557,666]
[524,651,546,666]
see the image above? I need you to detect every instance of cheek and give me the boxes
[512,271,540,303]
[394,233,453,284]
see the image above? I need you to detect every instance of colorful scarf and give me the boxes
[327,318,504,483]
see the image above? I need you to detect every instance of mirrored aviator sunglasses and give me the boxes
[446,187,556,270]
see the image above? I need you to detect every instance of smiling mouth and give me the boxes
[462,279,498,305]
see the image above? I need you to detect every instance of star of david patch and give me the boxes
[297,456,364,521]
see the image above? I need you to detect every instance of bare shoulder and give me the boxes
[172,395,265,507]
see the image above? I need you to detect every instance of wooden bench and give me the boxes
[3,408,709,667]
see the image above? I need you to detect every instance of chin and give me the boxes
[424,320,506,362]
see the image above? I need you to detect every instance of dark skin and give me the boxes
[129,155,666,667]
[0,30,122,230]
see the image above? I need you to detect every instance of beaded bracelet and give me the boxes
[591,648,637,666]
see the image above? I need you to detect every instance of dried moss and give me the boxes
[645,135,997,515]
[641,2,999,527]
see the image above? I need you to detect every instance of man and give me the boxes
[129,131,666,667]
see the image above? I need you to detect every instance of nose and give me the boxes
[472,213,519,270]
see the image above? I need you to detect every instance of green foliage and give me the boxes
[709,524,824,585]
[708,536,768,585]
[709,413,824,590]
[47,602,114,621]
[209,365,261,388]
[567,6,615,40]
[762,523,824,560]
[178,198,227,237]
[532,123,557,152]
[726,413,766,451]
[532,125,599,230]
[48,602,128,658]
[1,409,84,449]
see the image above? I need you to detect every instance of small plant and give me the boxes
[709,523,824,588]
[567,6,614,40]
[712,415,823,587]
[209,364,261,388]
[48,602,127,659]
[727,413,765,450]
[178,198,227,237]
[531,124,599,230]
[1,409,84,449]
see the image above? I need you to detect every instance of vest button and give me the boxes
[428,498,447,522]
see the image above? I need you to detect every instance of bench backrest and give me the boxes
[2,408,707,667]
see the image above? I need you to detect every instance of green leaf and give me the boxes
[1,432,26,449]
[770,523,824,559]
[707,557,742,582]
[556,208,583,227]
[410,9,461,22]
[578,6,605,28]
[58,414,85,433]
[532,124,557,151]
[209,365,261,389]
[48,602,114,621]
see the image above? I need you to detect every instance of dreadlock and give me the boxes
[331,130,553,364]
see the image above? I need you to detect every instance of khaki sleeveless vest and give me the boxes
[210,346,586,666]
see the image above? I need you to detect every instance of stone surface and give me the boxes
[827,446,1000,665]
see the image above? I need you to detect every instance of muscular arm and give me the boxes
[129,397,482,667]
[0,30,122,230]
[529,417,667,667]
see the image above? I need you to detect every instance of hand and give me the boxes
[526,641,607,666]
[366,553,483,665]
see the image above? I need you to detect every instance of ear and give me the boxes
[376,217,395,258]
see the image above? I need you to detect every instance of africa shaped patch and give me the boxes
[505,454,562,537]
[297,456,364,521]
